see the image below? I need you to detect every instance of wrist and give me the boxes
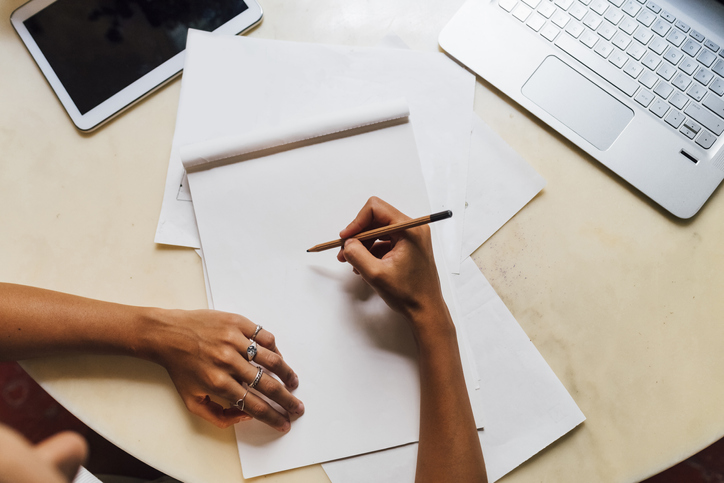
[407,301,457,349]
[127,306,169,363]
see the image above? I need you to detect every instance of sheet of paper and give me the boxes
[155,30,474,272]
[323,257,585,482]
[185,100,478,477]
[462,114,547,258]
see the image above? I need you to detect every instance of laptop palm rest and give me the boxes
[522,56,634,151]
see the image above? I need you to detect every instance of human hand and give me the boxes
[337,197,449,335]
[143,309,304,432]
[0,423,87,483]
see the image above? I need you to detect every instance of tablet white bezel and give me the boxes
[11,0,263,132]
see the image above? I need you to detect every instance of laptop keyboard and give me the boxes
[499,0,724,151]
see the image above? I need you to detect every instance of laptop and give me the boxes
[440,0,724,218]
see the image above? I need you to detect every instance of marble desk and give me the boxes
[2,0,724,481]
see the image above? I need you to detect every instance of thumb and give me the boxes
[342,238,381,279]
[35,432,87,481]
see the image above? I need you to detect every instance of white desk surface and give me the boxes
[2,0,724,482]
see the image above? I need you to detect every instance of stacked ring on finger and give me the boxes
[249,366,263,389]
[234,387,250,412]
[250,324,263,342]
[246,340,258,362]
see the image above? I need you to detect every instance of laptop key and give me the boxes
[541,23,561,41]
[672,73,692,91]
[710,78,724,97]
[590,0,609,15]
[612,32,632,51]
[663,48,683,65]
[679,57,698,76]
[682,39,702,57]
[554,0,574,9]
[551,10,571,27]
[628,42,647,60]
[624,60,644,78]
[680,119,700,139]
[651,19,671,37]
[633,28,653,45]
[583,12,603,30]
[566,21,585,37]
[657,63,676,81]
[569,3,588,20]
[500,0,519,11]
[694,69,714,86]
[649,98,670,117]
[555,33,640,95]
[669,91,689,110]
[685,102,724,135]
[637,9,656,27]
[711,60,724,77]
[512,3,533,21]
[689,30,706,43]
[675,20,690,33]
[688,83,707,101]
[580,29,599,48]
[595,40,614,58]
[659,10,675,23]
[649,37,668,55]
[609,49,629,68]
[604,8,624,25]
[622,0,641,17]
[665,109,685,128]
[640,70,658,88]
[698,50,717,68]
[598,23,616,41]
[654,81,674,99]
[666,29,685,48]
[704,40,720,53]
[609,0,625,6]
[635,88,655,106]
[703,94,724,120]
[642,51,662,70]
[527,13,547,31]
[620,16,638,35]
[646,1,661,14]
[696,130,716,149]
[538,1,557,18]
[522,0,542,8]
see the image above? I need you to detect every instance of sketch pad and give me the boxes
[183,100,482,477]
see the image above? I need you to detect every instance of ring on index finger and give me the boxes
[246,340,258,362]
[250,325,263,342]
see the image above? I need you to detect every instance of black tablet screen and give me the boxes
[25,0,249,114]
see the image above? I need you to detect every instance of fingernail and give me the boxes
[280,421,291,433]
[295,401,305,415]
[290,374,299,388]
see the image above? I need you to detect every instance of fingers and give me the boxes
[339,197,407,239]
[236,365,305,420]
[342,238,384,282]
[253,344,299,389]
[35,432,87,481]
[187,395,250,429]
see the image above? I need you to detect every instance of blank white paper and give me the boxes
[155,30,474,273]
[185,101,474,477]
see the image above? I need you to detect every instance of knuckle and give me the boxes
[205,372,228,392]
[266,353,283,372]
[262,378,283,399]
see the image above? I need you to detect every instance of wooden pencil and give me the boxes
[307,210,453,252]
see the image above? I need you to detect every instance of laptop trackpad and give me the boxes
[522,56,633,151]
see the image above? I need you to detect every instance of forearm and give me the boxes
[0,283,156,361]
[413,306,486,483]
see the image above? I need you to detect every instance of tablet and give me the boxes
[11,0,263,131]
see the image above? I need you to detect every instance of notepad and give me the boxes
[182,99,482,477]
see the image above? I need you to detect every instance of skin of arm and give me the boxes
[0,283,304,432]
[338,197,487,483]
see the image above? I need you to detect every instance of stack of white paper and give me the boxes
[157,29,585,481]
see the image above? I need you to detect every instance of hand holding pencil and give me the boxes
[333,197,450,321]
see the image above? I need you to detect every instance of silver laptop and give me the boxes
[440,0,724,218]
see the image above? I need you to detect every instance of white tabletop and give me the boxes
[2,0,724,482]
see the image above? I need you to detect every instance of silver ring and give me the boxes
[251,325,263,342]
[249,367,263,389]
[246,340,258,362]
[234,387,250,411]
